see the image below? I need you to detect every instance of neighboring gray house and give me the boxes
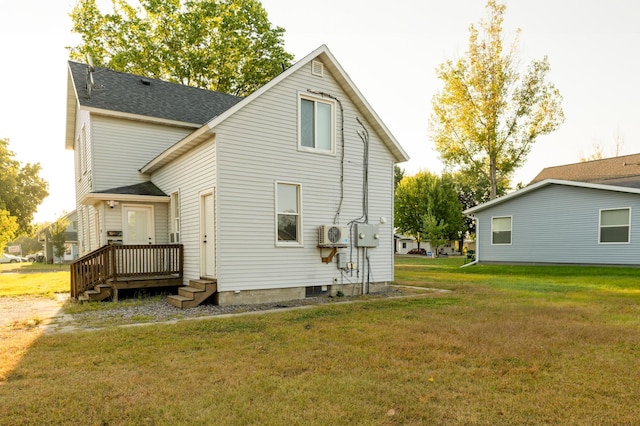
[464,179,640,266]
[39,210,79,263]
[66,45,409,306]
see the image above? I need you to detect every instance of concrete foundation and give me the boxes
[216,282,391,306]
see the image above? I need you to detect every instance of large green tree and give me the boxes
[69,0,294,96]
[50,215,70,265]
[0,138,49,238]
[394,171,465,249]
[430,0,564,200]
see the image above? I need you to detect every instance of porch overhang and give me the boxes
[80,192,169,206]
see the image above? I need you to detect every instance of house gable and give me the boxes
[140,45,409,174]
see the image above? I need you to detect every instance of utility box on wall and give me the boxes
[355,223,380,247]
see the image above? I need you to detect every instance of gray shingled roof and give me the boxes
[94,182,167,197]
[68,61,243,124]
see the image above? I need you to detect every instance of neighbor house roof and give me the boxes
[65,62,243,149]
[465,179,640,215]
[140,44,410,173]
[530,153,640,187]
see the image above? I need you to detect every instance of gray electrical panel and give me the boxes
[355,223,380,247]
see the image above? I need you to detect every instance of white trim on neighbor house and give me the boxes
[465,179,640,215]
[598,207,631,245]
[491,215,512,246]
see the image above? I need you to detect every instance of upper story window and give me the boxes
[276,182,302,246]
[492,216,512,245]
[80,125,88,174]
[299,94,335,154]
[599,208,630,244]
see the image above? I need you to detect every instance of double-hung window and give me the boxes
[299,94,335,153]
[492,216,512,245]
[170,191,180,242]
[276,182,302,246]
[599,208,630,243]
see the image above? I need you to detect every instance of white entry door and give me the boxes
[123,205,154,245]
[200,191,216,277]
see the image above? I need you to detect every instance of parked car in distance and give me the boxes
[25,252,44,262]
[407,248,427,255]
[0,253,22,263]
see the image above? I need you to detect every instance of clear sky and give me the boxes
[1,0,639,223]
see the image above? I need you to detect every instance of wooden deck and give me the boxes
[71,244,184,300]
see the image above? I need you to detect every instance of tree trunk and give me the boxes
[489,155,498,200]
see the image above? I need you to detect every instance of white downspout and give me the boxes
[460,215,478,268]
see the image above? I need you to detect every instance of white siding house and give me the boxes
[465,179,640,266]
[66,45,409,305]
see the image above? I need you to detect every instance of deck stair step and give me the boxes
[167,278,217,309]
[82,283,112,302]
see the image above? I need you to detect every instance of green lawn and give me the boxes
[0,262,69,297]
[1,256,639,424]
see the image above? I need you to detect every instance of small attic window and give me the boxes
[140,78,151,86]
[311,60,324,77]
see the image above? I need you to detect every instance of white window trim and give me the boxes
[297,92,336,155]
[80,124,88,175]
[598,207,631,244]
[170,191,180,243]
[491,215,512,246]
[275,181,303,247]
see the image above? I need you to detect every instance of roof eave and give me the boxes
[140,44,409,173]
[205,45,409,162]
[65,66,79,150]
[464,178,640,214]
[79,192,169,206]
[140,125,214,174]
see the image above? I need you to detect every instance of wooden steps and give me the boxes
[82,284,112,301]
[167,278,217,309]
[80,276,182,302]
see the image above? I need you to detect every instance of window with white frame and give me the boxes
[599,208,630,243]
[492,216,512,245]
[170,191,180,243]
[80,125,88,174]
[276,182,301,245]
[299,94,335,153]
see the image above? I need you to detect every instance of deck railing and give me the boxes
[70,244,184,299]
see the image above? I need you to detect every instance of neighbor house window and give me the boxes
[492,216,512,245]
[299,94,335,153]
[599,208,630,243]
[276,182,302,245]
[170,191,180,243]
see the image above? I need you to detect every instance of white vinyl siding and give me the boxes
[599,208,630,244]
[276,182,302,246]
[151,138,216,283]
[492,216,512,245]
[474,184,640,265]
[91,116,192,191]
[213,63,395,292]
[298,94,335,154]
